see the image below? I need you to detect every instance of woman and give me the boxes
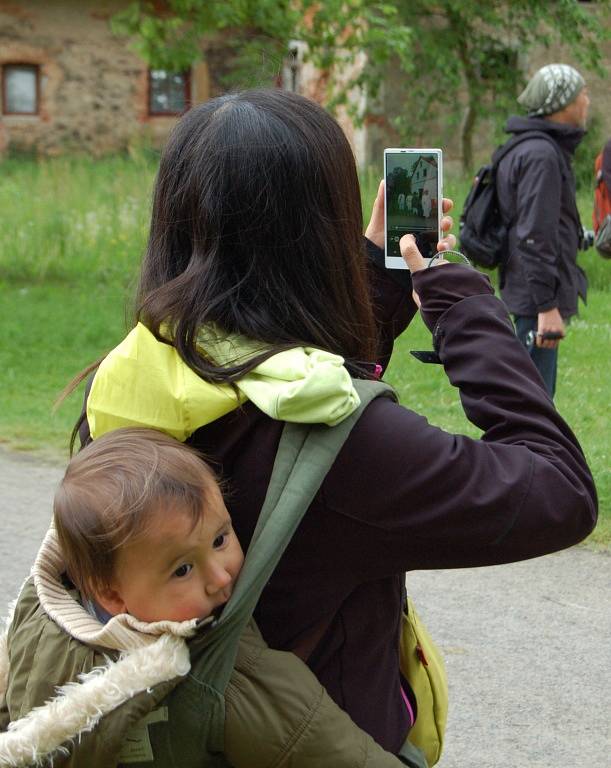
[79,89,597,754]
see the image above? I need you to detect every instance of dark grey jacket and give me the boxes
[497,116,587,318]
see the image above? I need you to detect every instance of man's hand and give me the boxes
[537,308,565,349]
[364,180,456,252]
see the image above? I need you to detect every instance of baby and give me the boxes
[0,428,409,768]
[54,427,243,628]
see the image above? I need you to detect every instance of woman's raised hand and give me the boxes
[364,179,456,252]
[399,233,451,308]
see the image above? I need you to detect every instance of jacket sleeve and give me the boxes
[510,142,563,312]
[323,265,597,572]
[224,627,407,768]
[365,238,418,372]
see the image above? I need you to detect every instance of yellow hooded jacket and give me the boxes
[88,323,361,441]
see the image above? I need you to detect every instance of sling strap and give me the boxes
[197,378,396,682]
[165,379,396,764]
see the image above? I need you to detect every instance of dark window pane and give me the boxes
[149,70,188,114]
[4,66,38,113]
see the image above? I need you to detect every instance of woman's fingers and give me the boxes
[437,213,455,251]
[437,234,456,252]
[364,179,385,249]
[399,234,426,272]
[400,234,449,307]
[442,198,453,215]
[440,215,453,233]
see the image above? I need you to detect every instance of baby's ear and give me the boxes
[95,586,127,617]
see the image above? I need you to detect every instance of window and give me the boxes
[285,46,301,92]
[281,40,307,93]
[479,45,518,84]
[148,69,190,115]
[2,64,39,115]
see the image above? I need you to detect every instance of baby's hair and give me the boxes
[53,428,220,600]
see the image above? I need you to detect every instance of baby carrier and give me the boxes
[0,380,446,768]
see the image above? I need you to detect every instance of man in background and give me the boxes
[496,63,590,398]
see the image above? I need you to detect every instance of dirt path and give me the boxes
[1,446,609,766]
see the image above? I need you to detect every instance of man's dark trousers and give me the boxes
[514,315,558,398]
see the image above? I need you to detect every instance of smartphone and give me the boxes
[384,148,443,270]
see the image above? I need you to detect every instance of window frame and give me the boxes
[2,63,40,116]
[147,68,191,117]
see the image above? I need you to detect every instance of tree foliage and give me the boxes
[112,1,609,170]
[111,0,413,110]
[392,0,610,171]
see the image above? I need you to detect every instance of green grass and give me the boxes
[0,156,154,283]
[0,156,609,544]
[0,281,133,459]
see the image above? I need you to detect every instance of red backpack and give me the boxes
[593,142,611,257]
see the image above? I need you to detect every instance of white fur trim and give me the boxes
[0,633,190,767]
[0,630,7,702]
[0,595,19,700]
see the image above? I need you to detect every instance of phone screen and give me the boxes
[384,149,442,266]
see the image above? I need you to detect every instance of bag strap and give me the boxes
[188,379,396,693]
[491,130,562,171]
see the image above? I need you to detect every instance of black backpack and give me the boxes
[459,131,560,278]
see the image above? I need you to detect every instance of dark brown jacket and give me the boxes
[80,250,597,752]
[187,257,597,751]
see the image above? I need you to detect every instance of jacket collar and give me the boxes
[505,115,585,156]
[0,630,188,767]
[32,524,204,652]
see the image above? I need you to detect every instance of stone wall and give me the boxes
[0,0,215,157]
[0,1,361,161]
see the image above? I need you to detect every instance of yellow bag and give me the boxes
[399,598,448,767]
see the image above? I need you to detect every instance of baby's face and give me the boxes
[100,489,244,624]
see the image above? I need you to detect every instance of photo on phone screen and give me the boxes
[384,148,443,270]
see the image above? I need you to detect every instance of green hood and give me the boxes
[88,323,360,441]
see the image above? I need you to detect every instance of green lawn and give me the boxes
[1,156,609,543]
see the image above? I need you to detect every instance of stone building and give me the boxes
[0,0,365,161]
[0,1,608,167]
[0,0,220,157]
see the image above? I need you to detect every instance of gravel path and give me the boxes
[0,447,63,608]
[1,446,609,766]
[408,551,611,767]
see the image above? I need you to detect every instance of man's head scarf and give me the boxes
[518,64,585,117]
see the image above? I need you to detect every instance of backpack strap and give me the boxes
[186,379,396,690]
[491,130,562,171]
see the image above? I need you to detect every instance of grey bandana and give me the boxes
[518,64,585,117]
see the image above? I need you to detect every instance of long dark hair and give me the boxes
[137,89,378,380]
